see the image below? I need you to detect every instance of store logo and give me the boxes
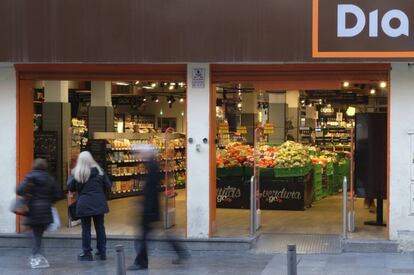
[261,189,302,204]
[312,0,414,58]
[338,5,408,38]
[216,186,241,203]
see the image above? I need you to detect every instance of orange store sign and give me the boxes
[313,0,414,58]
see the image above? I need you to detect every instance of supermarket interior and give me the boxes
[31,78,388,240]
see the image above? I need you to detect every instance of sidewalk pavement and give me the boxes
[1,247,414,275]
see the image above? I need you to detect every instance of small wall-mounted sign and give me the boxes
[192,68,206,88]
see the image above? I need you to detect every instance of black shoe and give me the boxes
[78,252,93,261]
[127,263,148,270]
[95,251,106,261]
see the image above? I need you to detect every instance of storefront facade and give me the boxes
[1,0,414,249]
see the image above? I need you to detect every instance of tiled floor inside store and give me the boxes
[52,190,386,240]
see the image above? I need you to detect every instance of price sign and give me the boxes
[264,123,275,134]
[236,126,247,134]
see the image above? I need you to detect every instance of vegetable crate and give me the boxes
[217,166,244,177]
[313,164,324,201]
[274,164,313,178]
[335,159,350,191]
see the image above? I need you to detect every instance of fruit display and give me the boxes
[311,150,338,166]
[273,141,311,168]
[217,141,311,169]
[216,142,254,168]
[257,145,279,168]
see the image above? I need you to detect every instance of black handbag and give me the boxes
[68,181,86,221]
[10,197,29,216]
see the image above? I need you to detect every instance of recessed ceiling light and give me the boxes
[179,98,184,103]
[135,81,140,85]
[370,89,376,95]
[151,83,157,88]
[115,82,129,86]
[380,81,387,88]
[343,81,350,88]
[169,85,174,90]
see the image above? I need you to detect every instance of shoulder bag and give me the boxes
[68,181,86,221]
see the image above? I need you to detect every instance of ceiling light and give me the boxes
[151,95,159,102]
[142,97,147,102]
[343,81,350,88]
[169,85,174,91]
[346,106,356,117]
[115,82,129,86]
[135,81,140,85]
[170,82,176,86]
[238,90,242,96]
[151,83,157,88]
[237,102,242,108]
[380,81,387,88]
[179,82,185,88]
[179,98,184,103]
[370,88,376,95]
[143,86,154,89]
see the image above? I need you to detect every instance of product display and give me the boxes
[88,133,186,199]
[216,139,350,210]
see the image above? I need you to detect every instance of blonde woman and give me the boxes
[67,151,112,261]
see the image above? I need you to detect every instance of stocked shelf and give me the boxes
[88,132,186,199]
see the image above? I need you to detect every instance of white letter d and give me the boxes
[338,4,366,37]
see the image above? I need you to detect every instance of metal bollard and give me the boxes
[342,176,347,240]
[116,245,126,275]
[287,244,297,275]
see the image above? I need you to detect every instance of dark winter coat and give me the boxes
[67,168,111,217]
[17,169,59,226]
[142,159,161,224]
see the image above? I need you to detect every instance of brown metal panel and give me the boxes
[0,0,316,62]
[15,64,187,80]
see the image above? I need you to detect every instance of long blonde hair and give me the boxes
[72,151,103,183]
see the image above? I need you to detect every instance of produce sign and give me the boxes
[236,126,247,134]
[259,173,313,210]
[218,122,229,134]
[264,123,275,134]
[216,177,249,209]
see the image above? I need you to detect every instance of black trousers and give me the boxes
[81,215,106,254]
[32,225,47,255]
[134,220,185,267]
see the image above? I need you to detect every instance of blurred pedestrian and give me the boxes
[17,158,60,269]
[67,151,112,261]
[128,144,189,271]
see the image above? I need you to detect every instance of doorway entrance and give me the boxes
[16,64,188,237]
[211,64,390,241]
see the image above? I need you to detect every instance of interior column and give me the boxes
[286,90,300,141]
[43,81,71,193]
[89,81,114,137]
[186,63,215,238]
[241,91,258,143]
[268,93,287,144]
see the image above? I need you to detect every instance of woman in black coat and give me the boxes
[67,151,111,261]
[17,158,60,269]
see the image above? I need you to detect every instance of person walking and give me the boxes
[67,151,111,261]
[128,144,188,271]
[17,158,60,269]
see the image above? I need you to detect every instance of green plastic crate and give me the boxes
[274,164,312,178]
[260,168,275,179]
[217,166,243,177]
